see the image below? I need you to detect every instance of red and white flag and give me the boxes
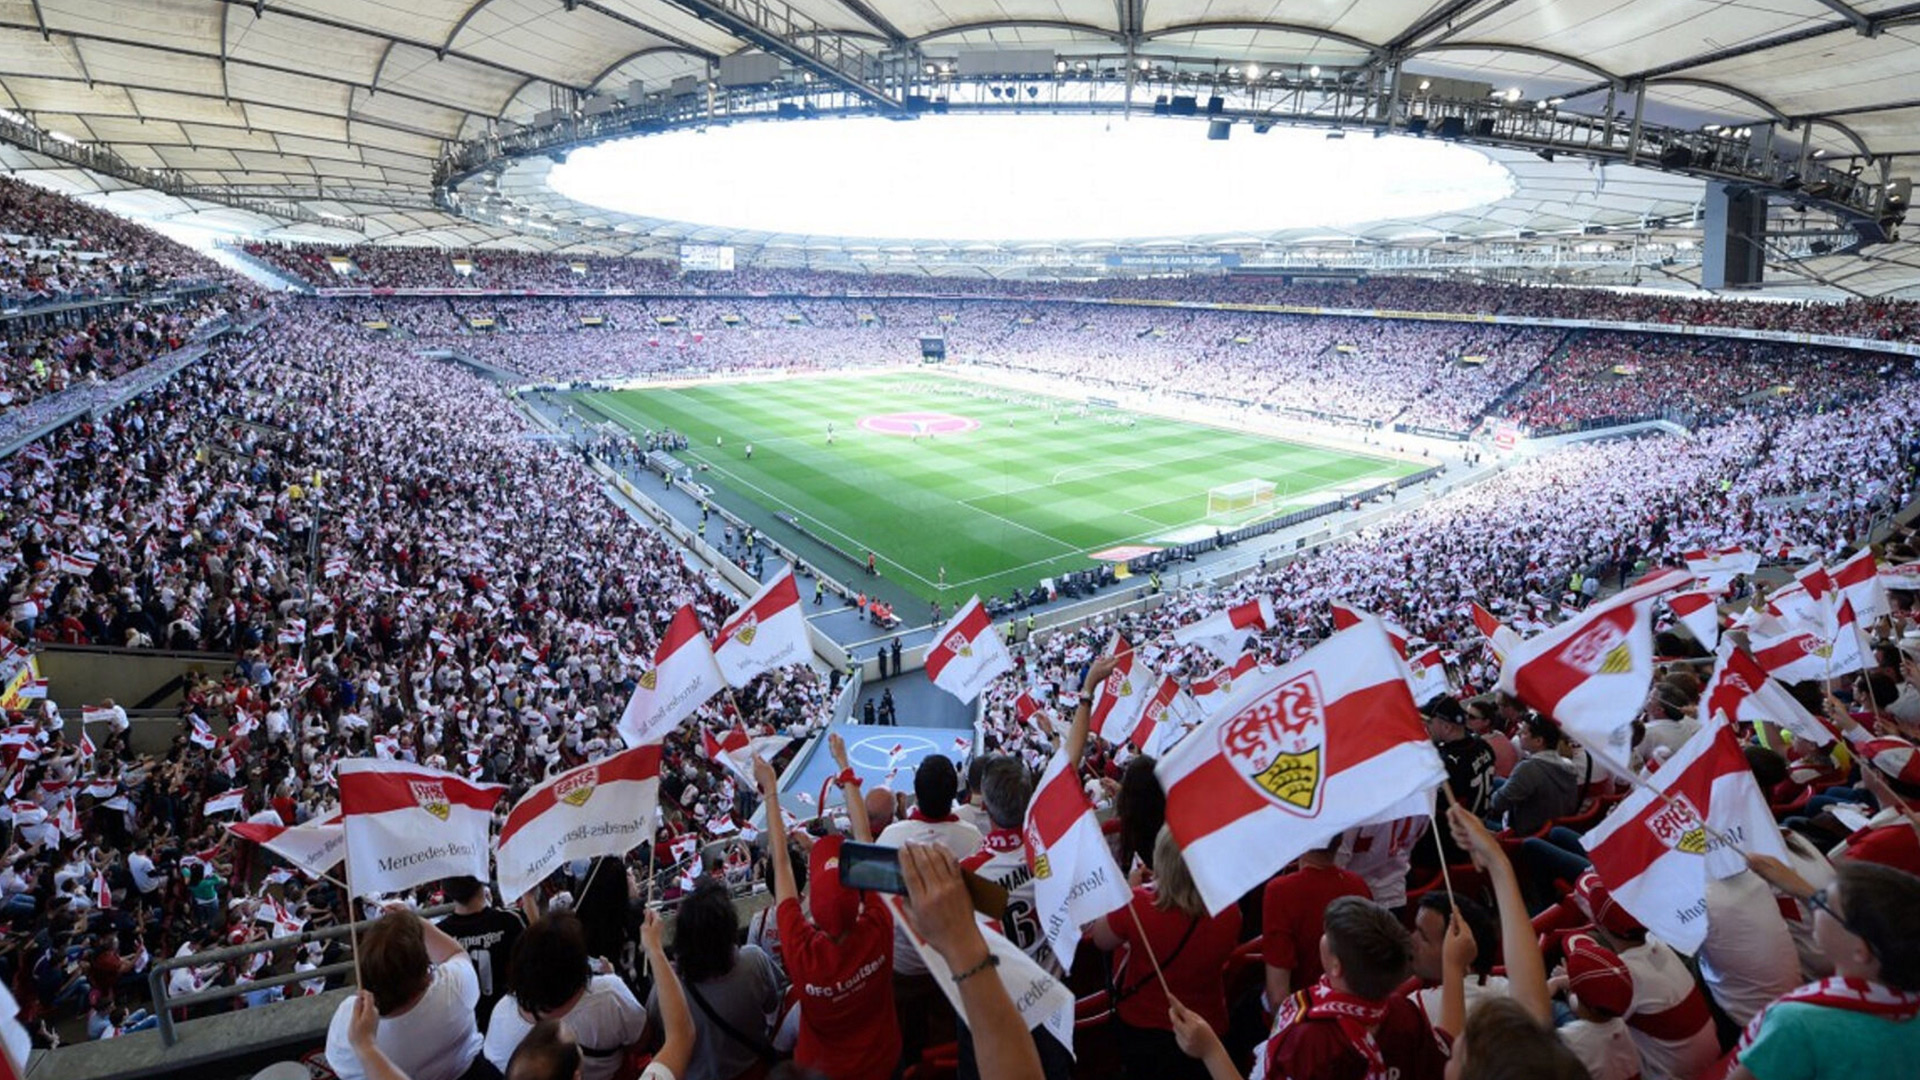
[15,679,46,701]
[1012,688,1049,729]
[339,759,504,899]
[1172,597,1275,662]
[619,605,725,748]
[713,567,811,687]
[205,789,248,817]
[228,809,347,880]
[1158,620,1446,914]
[925,596,1015,704]
[1023,747,1131,972]
[49,551,98,576]
[1189,652,1259,708]
[884,893,1076,1050]
[1833,547,1889,623]
[1470,602,1521,665]
[1330,601,1409,656]
[1878,560,1920,592]
[1089,634,1153,749]
[95,872,112,910]
[0,975,30,1080]
[1704,644,1832,747]
[76,729,95,762]
[1130,674,1205,757]
[1749,597,1866,682]
[1498,568,1691,777]
[190,716,219,750]
[1684,546,1759,592]
[1666,589,1721,651]
[495,745,662,903]
[701,723,790,785]
[1406,647,1451,705]
[1582,719,1788,954]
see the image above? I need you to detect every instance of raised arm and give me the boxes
[641,910,693,1078]
[1447,805,1550,1026]
[1066,655,1120,767]
[830,732,871,843]
[754,754,797,904]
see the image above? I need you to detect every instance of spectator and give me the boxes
[323,909,486,1080]
[483,912,646,1080]
[651,880,780,1080]
[437,876,524,1033]
[1261,836,1372,1007]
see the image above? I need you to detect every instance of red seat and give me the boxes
[903,1041,960,1080]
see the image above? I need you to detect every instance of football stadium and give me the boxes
[0,3,1918,1080]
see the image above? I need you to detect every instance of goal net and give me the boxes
[1206,479,1277,519]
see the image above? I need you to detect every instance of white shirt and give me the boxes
[325,956,483,1080]
[483,974,646,1080]
[1618,939,1719,1080]
[1560,1015,1644,1080]
[129,852,166,893]
[1336,817,1425,910]
[1411,974,1509,1027]
[1698,870,1800,1026]
[876,816,982,860]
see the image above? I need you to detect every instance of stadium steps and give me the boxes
[36,644,232,731]
[1474,327,1578,422]
[28,986,348,1080]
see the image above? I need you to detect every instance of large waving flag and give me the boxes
[1407,646,1451,705]
[1833,548,1888,623]
[1703,644,1831,746]
[619,605,726,748]
[1582,718,1787,954]
[925,596,1014,704]
[713,567,811,687]
[1158,620,1446,914]
[228,808,348,880]
[1189,652,1259,709]
[1130,674,1205,757]
[1330,601,1410,656]
[1748,597,1866,683]
[1499,568,1691,777]
[1666,589,1721,651]
[1172,597,1275,662]
[1089,634,1153,748]
[1470,602,1522,665]
[495,745,662,903]
[1684,546,1759,592]
[702,723,791,785]
[339,760,504,899]
[1024,747,1131,972]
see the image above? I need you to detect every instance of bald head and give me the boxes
[865,787,895,830]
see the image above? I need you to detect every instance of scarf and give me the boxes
[1259,977,1393,1080]
[1738,976,1920,1053]
[907,807,958,824]
[980,827,1024,854]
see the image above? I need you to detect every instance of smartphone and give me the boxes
[838,842,1008,920]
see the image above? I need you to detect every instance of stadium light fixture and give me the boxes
[1245,64,1261,80]
[1505,87,1522,102]
[1309,65,1322,78]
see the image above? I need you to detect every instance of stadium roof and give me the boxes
[0,0,1916,295]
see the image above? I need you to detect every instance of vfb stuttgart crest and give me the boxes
[410,780,451,821]
[1645,793,1709,855]
[733,614,759,647]
[1219,672,1327,814]
[1562,615,1633,676]
[1105,667,1133,699]
[638,668,658,691]
[555,767,598,809]
[944,631,974,659]
[1024,823,1053,880]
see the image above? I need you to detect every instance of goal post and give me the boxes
[1206,479,1277,518]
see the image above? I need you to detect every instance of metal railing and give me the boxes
[146,904,454,1047]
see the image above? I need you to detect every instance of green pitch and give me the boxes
[573,372,1418,604]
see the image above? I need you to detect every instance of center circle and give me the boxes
[858,412,980,437]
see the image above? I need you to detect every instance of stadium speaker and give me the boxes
[1473,118,1495,137]
[1205,95,1225,115]
[1170,95,1198,116]
[1436,116,1466,140]
[1701,180,1766,290]
[1659,145,1694,169]
[776,102,801,119]
[1153,94,1170,115]
[1207,120,1231,141]
[905,94,931,112]
[1405,117,1428,137]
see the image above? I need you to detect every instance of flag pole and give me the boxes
[1427,791,1457,900]
[1122,900,1173,1001]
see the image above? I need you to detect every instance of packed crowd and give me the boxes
[239,239,1920,342]
[0,315,839,1051]
[1,178,225,309]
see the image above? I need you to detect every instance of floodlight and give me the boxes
[1309,65,1321,78]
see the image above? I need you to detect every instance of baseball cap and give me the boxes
[1564,932,1634,1016]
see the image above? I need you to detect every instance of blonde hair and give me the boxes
[1151,825,1206,917]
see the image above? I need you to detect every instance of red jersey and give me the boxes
[1258,993,1450,1080]
[1108,886,1241,1034]
[1262,864,1372,987]
[775,895,900,1080]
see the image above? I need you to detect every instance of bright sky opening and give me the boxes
[550,114,1515,243]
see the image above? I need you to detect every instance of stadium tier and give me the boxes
[1,18,1918,1080]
